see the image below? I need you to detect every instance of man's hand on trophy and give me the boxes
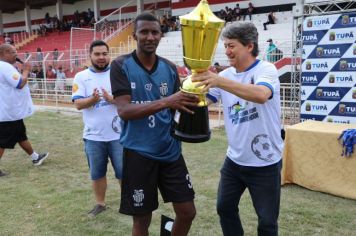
[191,70,221,93]
[165,91,200,114]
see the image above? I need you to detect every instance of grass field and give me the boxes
[0,111,355,236]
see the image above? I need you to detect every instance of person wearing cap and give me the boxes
[266,38,277,62]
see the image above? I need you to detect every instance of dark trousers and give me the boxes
[217,158,282,236]
[263,21,274,30]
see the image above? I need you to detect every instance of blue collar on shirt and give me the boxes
[236,59,260,73]
[89,66,110,73]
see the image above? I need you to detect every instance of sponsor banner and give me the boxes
[329,102,356,117]
[300,114,326,122]
[301,86,317,101]
[318,72,355,87]
[306,87,351,101]
[300,100,338,116]
[302,30,328,45]
[301,72,328,86]
[304,14,339,31]
[323,115,356,124]
[308,43,351,59]
[301,12,356,123]
[302,45,317,59]
[342,43,356,58]
[302,58,339,72]
[340,86,356,102]
[331,58,356,71]
[318,28,356,44]
[332,13,356,29]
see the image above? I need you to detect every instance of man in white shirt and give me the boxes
[72,40,123,217]
[193,22,284,236]
[0,44,49,177]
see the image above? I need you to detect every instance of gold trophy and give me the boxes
[173,0,224,143]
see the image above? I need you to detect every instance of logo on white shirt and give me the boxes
[251,134,275,162]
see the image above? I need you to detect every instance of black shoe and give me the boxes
[0,169,9,177]
[32,153,49,166]
[88,204,106,217]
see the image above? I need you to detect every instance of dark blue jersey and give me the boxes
[110,51,181,162]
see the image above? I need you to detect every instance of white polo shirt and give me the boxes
[0,61,34,122]
[72,67,121,142]
[207,60,284,167]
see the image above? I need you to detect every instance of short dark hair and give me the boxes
[89,40,109,53]
[134,12,160,33]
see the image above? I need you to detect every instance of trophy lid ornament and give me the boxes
[179,0,225,99]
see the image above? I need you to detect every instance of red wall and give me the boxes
[172,0,247,9]
[4,1,171,29]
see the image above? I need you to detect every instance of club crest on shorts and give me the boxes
[159,82,168,97]
[133,189,144,207]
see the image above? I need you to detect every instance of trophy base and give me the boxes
[173,129,210,143]
[173,106,210,143]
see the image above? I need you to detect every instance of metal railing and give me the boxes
[28,78,298,125]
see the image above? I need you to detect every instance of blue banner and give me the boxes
[301,12,356,124]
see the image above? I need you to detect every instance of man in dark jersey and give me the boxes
[110,12,199,236]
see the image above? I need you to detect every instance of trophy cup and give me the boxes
[172,0,225,143]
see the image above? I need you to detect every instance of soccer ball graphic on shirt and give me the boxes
[250,134,275,162]
[112,115,121,133]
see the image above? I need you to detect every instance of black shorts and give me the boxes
[0,120,28,149]
[119,148,195,216]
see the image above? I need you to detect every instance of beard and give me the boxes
[91,60,109,71]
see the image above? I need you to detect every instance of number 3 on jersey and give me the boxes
[148,115,155,128]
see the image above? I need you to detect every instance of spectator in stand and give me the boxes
[234,4,242,21]
[74,10,80,27]
[4,34,14,45]
[53,48,59,61]
[46,65,56,92]
[266,38,283,63]
[266,38,277,62]
[36,66,44,78]
[36,48,43,63]
[87,8,94,24]
[25,51,30,61]
[53,49,59,67]
[243,2,255,21]
[36,66,44,90]
[218,9,227,21]
[225,8,234,23]
[213,62,223,73]
[55,66,66,93]
[160,15,169,34]
[45,12,51,24]
[263,12,276,30]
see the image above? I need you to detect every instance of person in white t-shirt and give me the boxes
[0,44,49,177]
[192,22,284,236]
[72,40,123,217]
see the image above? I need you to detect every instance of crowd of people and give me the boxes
[218,3,255,22]
[0,11,284,236]
[37,8,96,36]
